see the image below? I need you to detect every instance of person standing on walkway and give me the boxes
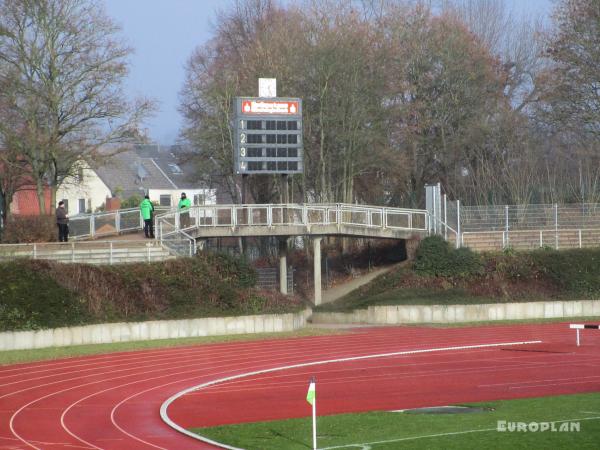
[178,192,191,229]
[140,194,155,238]
[55,201,69,242]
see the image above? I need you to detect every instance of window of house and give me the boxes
[194,194,206,205]
[159,195,172,206]
[168,163,183,174]
[78,198,86,214]
[62,199,69,213]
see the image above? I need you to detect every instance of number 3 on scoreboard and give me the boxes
[240,133,246,144]
[240,147,246,157]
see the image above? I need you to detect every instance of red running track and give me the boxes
[1,323,599,449]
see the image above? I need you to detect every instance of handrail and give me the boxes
[68,206,174,240]
[156,203,429,239]
[0,239,171,264]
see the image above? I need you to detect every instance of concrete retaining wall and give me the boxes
[0,309,312,352]
[311,300,600,325]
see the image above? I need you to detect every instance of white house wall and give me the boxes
[148,189,217,208]
[57,162,112,215]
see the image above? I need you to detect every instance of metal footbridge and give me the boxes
[156,203,429,241]
[155,203,428,305]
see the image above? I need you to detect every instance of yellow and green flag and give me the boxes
[306,379,315,406]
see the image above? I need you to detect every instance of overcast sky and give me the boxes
[103,0,554,145]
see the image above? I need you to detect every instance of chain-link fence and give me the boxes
[426,182,600,250]
[449,203,600,250]
[459,203,600,232]
[255,267,294,293]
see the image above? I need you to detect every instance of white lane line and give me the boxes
[160,340,541,450]
[480,374,600,388]
[510,380,600,389]
[189,359,575,397]
[2,333,396,397]
[23,336,431,449]
[108,346,545,446]
[319,415,600,449]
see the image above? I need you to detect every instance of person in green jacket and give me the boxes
[140,194,155,238]
[178,192,192,228]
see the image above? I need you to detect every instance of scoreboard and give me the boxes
[233,97,303,175]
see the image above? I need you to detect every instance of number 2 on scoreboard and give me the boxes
[240,133,246,144]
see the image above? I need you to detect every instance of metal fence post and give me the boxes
[555,203,559,249]
[443,194,448,240]
[33,243,37,259]
[71,242,75,262]
[90,214,95,238]
[110,242,113,265]
[504,205,509,248]
[456,200,461,248]
[116,211,121,234]
[579,229,582,248]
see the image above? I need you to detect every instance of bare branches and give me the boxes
[0,0,155,212]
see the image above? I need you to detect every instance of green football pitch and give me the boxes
[192,392,600,449]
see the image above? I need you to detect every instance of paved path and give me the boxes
[321,264,398,304]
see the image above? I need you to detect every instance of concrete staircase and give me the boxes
[0,240,175,264]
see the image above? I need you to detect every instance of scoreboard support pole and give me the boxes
[241,174,248,255]
[279,174,289,295]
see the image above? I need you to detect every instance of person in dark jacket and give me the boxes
[55,201,69,242]
[140,195,155,238]
[178,192,191,228]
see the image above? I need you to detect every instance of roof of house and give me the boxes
[94,144,208,198]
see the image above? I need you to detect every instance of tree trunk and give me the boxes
[36,177,46,215]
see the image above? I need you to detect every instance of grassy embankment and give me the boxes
[0,253,304,332]
[316,236,600,312]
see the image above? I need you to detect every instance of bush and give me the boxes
[530,248,600,297]
[1,215,56,243]
[208,252,257,288]
[0,252,289,331]
[493,252,536,280]
[0,260,90,331]
[413,236,482,277]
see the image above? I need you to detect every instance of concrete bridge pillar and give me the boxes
[279,238,288,295]
[313,237,322,305]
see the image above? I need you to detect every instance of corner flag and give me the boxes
[307,377,317,450]
[306,379,316,406]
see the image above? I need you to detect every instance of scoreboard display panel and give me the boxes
[233,97,303,175]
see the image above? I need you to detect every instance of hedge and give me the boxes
[0,253,300,332]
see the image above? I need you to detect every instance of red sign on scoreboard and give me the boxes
[241,100,299,115]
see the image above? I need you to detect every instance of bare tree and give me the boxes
[536,0,600,140]
[0,0,154,213]
[440,0,548,111]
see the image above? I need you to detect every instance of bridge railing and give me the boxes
[156,203,428,239]
[69,207,172,239]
